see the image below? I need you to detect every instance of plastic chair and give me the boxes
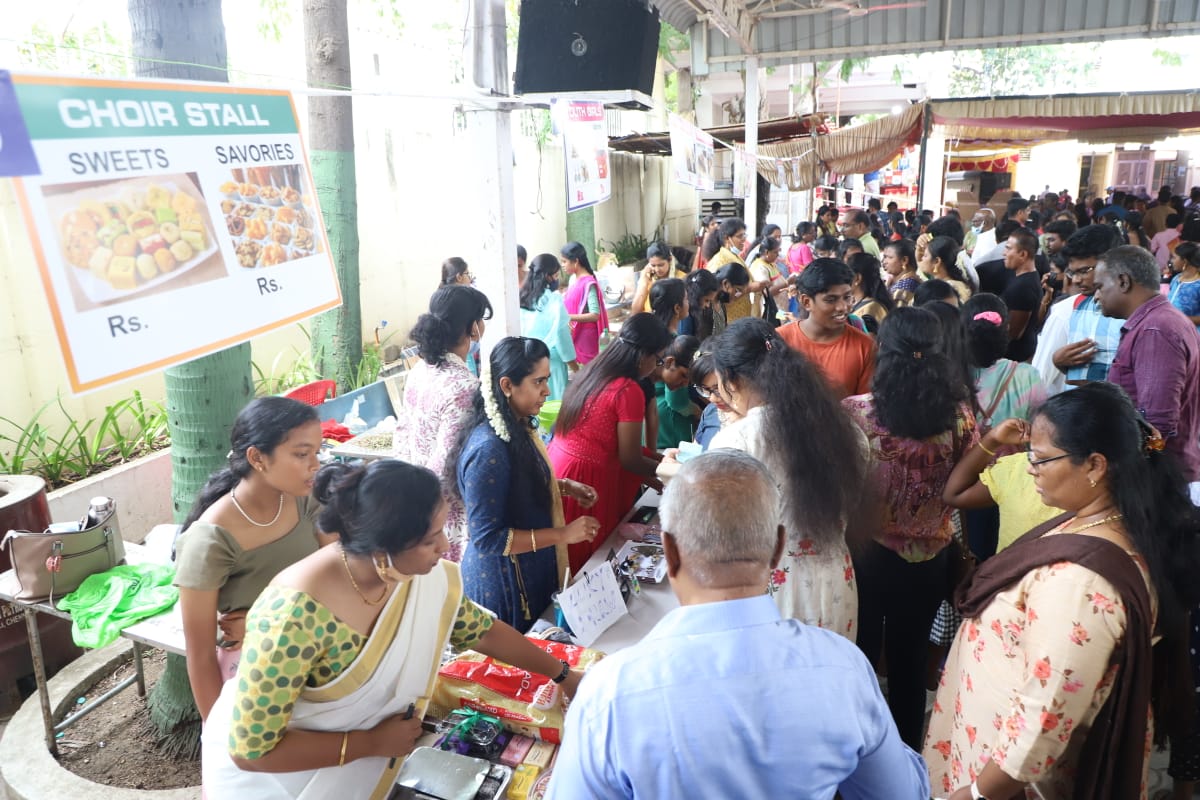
[284,379,337,407]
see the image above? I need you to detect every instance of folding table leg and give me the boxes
[23,608,57,757]
[132,641,146,696]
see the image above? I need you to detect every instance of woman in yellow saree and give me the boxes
[201,459,581,799]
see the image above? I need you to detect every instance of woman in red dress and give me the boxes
[549,313,672,571]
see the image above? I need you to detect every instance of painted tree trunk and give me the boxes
[566,207,597,270]
[127,0,250,759]
[304,0,362,392]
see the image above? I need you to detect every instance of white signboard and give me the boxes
[668,114,715,191]
[10,74,341,393]
[556,563,627,647]
[555,99,611,212]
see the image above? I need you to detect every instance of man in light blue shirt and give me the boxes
[547,449,931,800]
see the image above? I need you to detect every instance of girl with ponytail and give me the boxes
[560,241,609,366]
[705,317,867,639]
[174,396,327,722]
[393,283,492,562]
[451,337,600,630]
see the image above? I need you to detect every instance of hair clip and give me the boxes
[912,351,923,359]
[1145,433,1166,453]
[226,450,235,459]
[763,338,773,351]
[973,311,1003,326]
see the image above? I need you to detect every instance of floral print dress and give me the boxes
[709,406,860,640]
[392,353,478,562]
[923,533,1155,799]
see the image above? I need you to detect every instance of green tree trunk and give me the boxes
[128,0,250,759]
[304,0,362,392]
[566,206,596,269]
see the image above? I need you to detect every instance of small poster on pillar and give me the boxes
[7,73,342,394]
[554,99,611,212]
[669,114,714,192]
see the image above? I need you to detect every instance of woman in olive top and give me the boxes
[174,397,337,721]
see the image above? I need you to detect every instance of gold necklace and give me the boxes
[1063,513,1124,534]
[340,546,387,605]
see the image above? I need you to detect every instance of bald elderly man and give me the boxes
[548,449,930,800]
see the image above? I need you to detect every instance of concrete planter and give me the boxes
[0,642,198,800]
[47,448,173,544]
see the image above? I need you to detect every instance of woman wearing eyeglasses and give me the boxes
[440,257,473,286]
[549,313,673,572]
[925,382,1200,800]
[841,306,979,751]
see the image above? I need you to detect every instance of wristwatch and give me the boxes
[551,659,571,684]
[970,779,989,800]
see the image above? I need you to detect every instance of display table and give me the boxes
[0,533,185,756]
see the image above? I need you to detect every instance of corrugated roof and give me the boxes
[608,114,828,154]
[651,0,1200,71]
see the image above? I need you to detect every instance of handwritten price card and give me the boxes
[557,563,627,647]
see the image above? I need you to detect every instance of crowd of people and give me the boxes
[171,187,1200,798]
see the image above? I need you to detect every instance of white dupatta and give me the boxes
[202,560,462,800]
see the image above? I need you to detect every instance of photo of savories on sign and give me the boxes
[45,172,223,311]
[217,164,325,269]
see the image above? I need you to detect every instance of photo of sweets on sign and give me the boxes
[9,74,342,394]
[554,99,611,213]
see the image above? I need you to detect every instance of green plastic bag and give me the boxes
[58,563,178,649]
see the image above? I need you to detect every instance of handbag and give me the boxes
[944,535,977,603]
[1,503,127,603]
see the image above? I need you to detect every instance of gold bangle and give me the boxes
[338,731,349,766]
[530,529,538,552]
[978,441,997,457]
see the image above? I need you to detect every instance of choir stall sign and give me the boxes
[10,74,342,393]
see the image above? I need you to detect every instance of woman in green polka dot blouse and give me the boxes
[200,459,583,799]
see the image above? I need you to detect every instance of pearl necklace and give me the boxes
[230,488,284,528]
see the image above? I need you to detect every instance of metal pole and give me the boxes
[468,0,520,339]
[745,55,760,234]
[915,103,933,212]
[24,608,56,756]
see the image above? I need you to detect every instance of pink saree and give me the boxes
[564,274,609,364]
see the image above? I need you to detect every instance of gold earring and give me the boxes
[1088,477,1097,488]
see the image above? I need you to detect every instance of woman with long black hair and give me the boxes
[520,253,577,400]
[453,337,600,631]
[926,382,1200,800]
[707,317,867,638]
[847,252,893,334]
[679,268,719,338]
[561,241,608,366]
[842,306,979,749]
[549,313,673,571]
[649,277,688,333]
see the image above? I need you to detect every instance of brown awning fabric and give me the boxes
[753,103,925,190]
[608,115,828,155]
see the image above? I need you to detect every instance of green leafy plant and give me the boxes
[599,232,652,266]
[0,392,170,489]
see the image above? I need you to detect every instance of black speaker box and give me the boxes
[514,0,661,97]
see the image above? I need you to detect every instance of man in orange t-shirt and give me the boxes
[777,258,876,399]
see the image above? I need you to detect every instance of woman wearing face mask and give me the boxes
[712,261,752,336]
[560,242,608,366]
[393,284,493,562]
[453,337,600,631]
[550,313,673,571]
[202,458,585,796]
[632,241,686,313]
[520,253,578,400]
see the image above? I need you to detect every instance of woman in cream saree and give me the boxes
[202,459,581,799]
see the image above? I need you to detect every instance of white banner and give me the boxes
[668,114,714,191]
[10,74,341,393]
[555,99,611,212]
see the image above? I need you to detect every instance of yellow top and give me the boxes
[979,453,1063,551]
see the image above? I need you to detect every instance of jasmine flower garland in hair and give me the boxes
[480,357,510,442]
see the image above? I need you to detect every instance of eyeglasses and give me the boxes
[1065,265,1095,278]
[693,383,720,399]
[1026,449,1073,469]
